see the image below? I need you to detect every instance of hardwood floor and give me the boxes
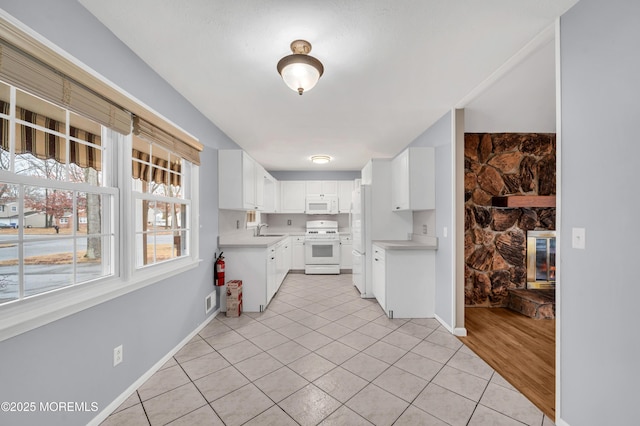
[458,307,556,421]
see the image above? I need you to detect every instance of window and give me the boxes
[0,82,116,305]
[0,21,203,339]
[131,130,192,267]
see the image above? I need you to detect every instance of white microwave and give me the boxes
[306,195,338,214]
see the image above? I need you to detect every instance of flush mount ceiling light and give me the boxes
[277,40,324,95]
[311,155,331,164]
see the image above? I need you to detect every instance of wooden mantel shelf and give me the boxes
[492,195,556,208]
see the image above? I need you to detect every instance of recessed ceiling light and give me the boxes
[311,155,331,164]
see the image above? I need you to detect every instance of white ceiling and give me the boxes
[78,0,577,171]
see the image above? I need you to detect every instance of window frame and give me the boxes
[129,135,195,270]
[0,14,202,342]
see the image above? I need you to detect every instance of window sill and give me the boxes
[0,257,200,343]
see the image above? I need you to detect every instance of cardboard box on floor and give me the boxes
[226,280,242,317]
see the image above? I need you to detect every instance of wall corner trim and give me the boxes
[453,327,467,337]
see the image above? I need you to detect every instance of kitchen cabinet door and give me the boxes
[280,181,306,213]
[391,149,410,211]
[283,238,292,277]
[292,236,305,270]
[391,147,435,211]
[219,150,264,211]
[263,175,278,213]
[242,152,257,209]
[254,163,266,211]
[338,180,354,213]
[267,246,277,304]
[340,235,352,269]
[306,180,338,196]
[372,245,386,311]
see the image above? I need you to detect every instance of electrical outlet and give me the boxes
[422,224,428,234]
[572,227,586,249]
[113,345,123,367]
[287,219,292,225]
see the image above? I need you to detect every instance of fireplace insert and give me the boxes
[526,230,556,289]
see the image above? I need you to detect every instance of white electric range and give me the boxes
[304,220,340,274]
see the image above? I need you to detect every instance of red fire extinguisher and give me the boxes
[214,252,225,286]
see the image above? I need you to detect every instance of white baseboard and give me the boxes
[434,314,452,332]
[88,309,219,426]
[434,314,467,336]
[454,327,467,336]
[555,418,570,426]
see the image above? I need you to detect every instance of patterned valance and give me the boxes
[0,100,102,171]
[132,148,181,187]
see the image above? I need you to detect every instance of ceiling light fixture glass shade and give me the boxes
[277,40,324,95]
[311,155,331,164]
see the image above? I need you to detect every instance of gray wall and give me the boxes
[0,1,237,425]
[464,37,556,133]
[408,111,454,329]
[559,0,639,424]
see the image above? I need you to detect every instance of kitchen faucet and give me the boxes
[256,223,269,236]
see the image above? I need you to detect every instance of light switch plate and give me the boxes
[572,227,586,249]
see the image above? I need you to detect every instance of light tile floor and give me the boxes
[102,273,555,426]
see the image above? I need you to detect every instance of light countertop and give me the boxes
[373,238,438,250]
[218,234,289,248]
[219,230,350,248]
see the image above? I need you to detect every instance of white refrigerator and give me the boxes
[351,161,413,298]
[351,183,370,296]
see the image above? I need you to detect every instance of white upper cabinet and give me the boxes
[219,150,265,210]
[280,181,306,213]
[338,180,354,213]
[263,173,278,213]
[305,180,338,196]
[219,155,354,215]
[391,147,435,211]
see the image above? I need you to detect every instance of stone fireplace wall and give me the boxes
[465,133,556,307]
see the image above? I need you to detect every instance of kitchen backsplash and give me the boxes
[263,213,350,233]
[412,210,436,237]
[218,210,351,235]
[218,209,253,236]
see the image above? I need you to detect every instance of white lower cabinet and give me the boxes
[221,238,291,312]
[371,244,436,318]
[283,238,292,277]
[267,246,277,303]
[275,238,291,288]
[340,234,352,269]
[372,246,386,311]
[292,236,305,270]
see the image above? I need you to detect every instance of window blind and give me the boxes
[133,115,200,165]
[0,100,103,171]
[0,40,131,135]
